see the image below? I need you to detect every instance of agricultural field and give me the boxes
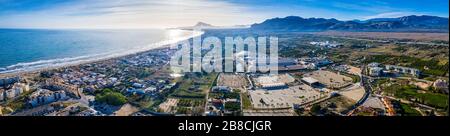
[382,82,448,109]
[313,31,449,42]
[170,72,218,99]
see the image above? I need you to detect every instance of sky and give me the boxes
[0,0,448,29]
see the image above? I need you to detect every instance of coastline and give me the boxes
[0,30,204,78]
[0,45,167,78]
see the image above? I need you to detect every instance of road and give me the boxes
[344,65,371,115]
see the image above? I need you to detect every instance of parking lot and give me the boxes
[217,73,249,90]
[249,84,328,109]
[303,70,352,89]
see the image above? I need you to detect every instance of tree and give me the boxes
[225,102,241,111]
[311,104,322,114]
[96,91,127,106]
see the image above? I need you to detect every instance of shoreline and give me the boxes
[0,45,170,78]
[0,30,204,78]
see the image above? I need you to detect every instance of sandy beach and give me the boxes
[0,45,171,78]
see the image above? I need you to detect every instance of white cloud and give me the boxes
[363,12,426,20]
[0,0,268,29]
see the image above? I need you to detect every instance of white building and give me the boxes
[144,86,157,93]
[29,89,67,107]
[5,86,22,99]
[368,67,384,77]
[309,41,341,48]
[385,65,421,77]
[1,83,30,100]
[0,89,4,101]
[211,86,232,93]
[261,83,288,90]
[132,83,144,88]
[301,77,319,86]
[368,62,381,68]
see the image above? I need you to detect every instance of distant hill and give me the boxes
[174,22,249,30]
[193,22,214,27]
[250,15,449,32]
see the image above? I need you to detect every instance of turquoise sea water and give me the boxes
[0,29,195,74]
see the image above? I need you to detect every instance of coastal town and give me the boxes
[0,1,449,135]
[1,31,448,116]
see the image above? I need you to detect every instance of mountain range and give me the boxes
[250,15,449,32]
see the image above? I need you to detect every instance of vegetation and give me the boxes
[225,101,241,111]
[241,93,252,109]
[170,72,217,98]
[385,84,448,109]
[209,92,240,99]
[95,89,127,106]
[340,72,360,83]
[399,103,422,116]
[310,104,322,115]
[135,95,163,110]
[177,99,204,107]
[176,107,191,114]
[366,55,449,76]
[5,89,34,111]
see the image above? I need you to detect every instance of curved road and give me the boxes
[344,65,371,115]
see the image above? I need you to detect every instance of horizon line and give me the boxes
[0,14,448,29]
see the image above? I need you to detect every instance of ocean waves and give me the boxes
[0,29,203,74]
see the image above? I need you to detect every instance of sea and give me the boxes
[0,29,199,74]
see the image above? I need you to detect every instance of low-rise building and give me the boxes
[368,62,381,68]
[211,86,232,93]
[367,63,421,77]
[4,88,19,99]
[309,41,341,48]
[145,86,157,92]
[367,62,384,77]
[132,83,145,88]
[29,89,67,107]
[433,79,448,92]
[46,78,82,98]
[368,67,384,77]
[298,57,332,69]
[127,88,146,95]
[277,58,297,67]
[0,83,30,100]
[0,77,20,87]
[0,89,4,101]
[261,83,288,90]
[253,74,295,90]
[301,77,319,86]
[3,83,29,99]
[385,65,421,77]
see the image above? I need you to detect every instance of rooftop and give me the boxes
[301,77,319,84]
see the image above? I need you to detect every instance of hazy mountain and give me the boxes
[366,18,400,22]
[193,22,214,27]
[174,22,249,30]
[250,15,449,32]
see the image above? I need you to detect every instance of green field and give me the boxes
[400,103,422,116]
[170,73,218,98]
[225,101,241,111]
[209,92,240,99]
[95,89,127,106]
[177,99,205,107]
[385,84,448,109]
[365,55,449,76]
[241,93,252,109]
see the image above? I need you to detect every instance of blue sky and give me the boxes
[0,0,448,28]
